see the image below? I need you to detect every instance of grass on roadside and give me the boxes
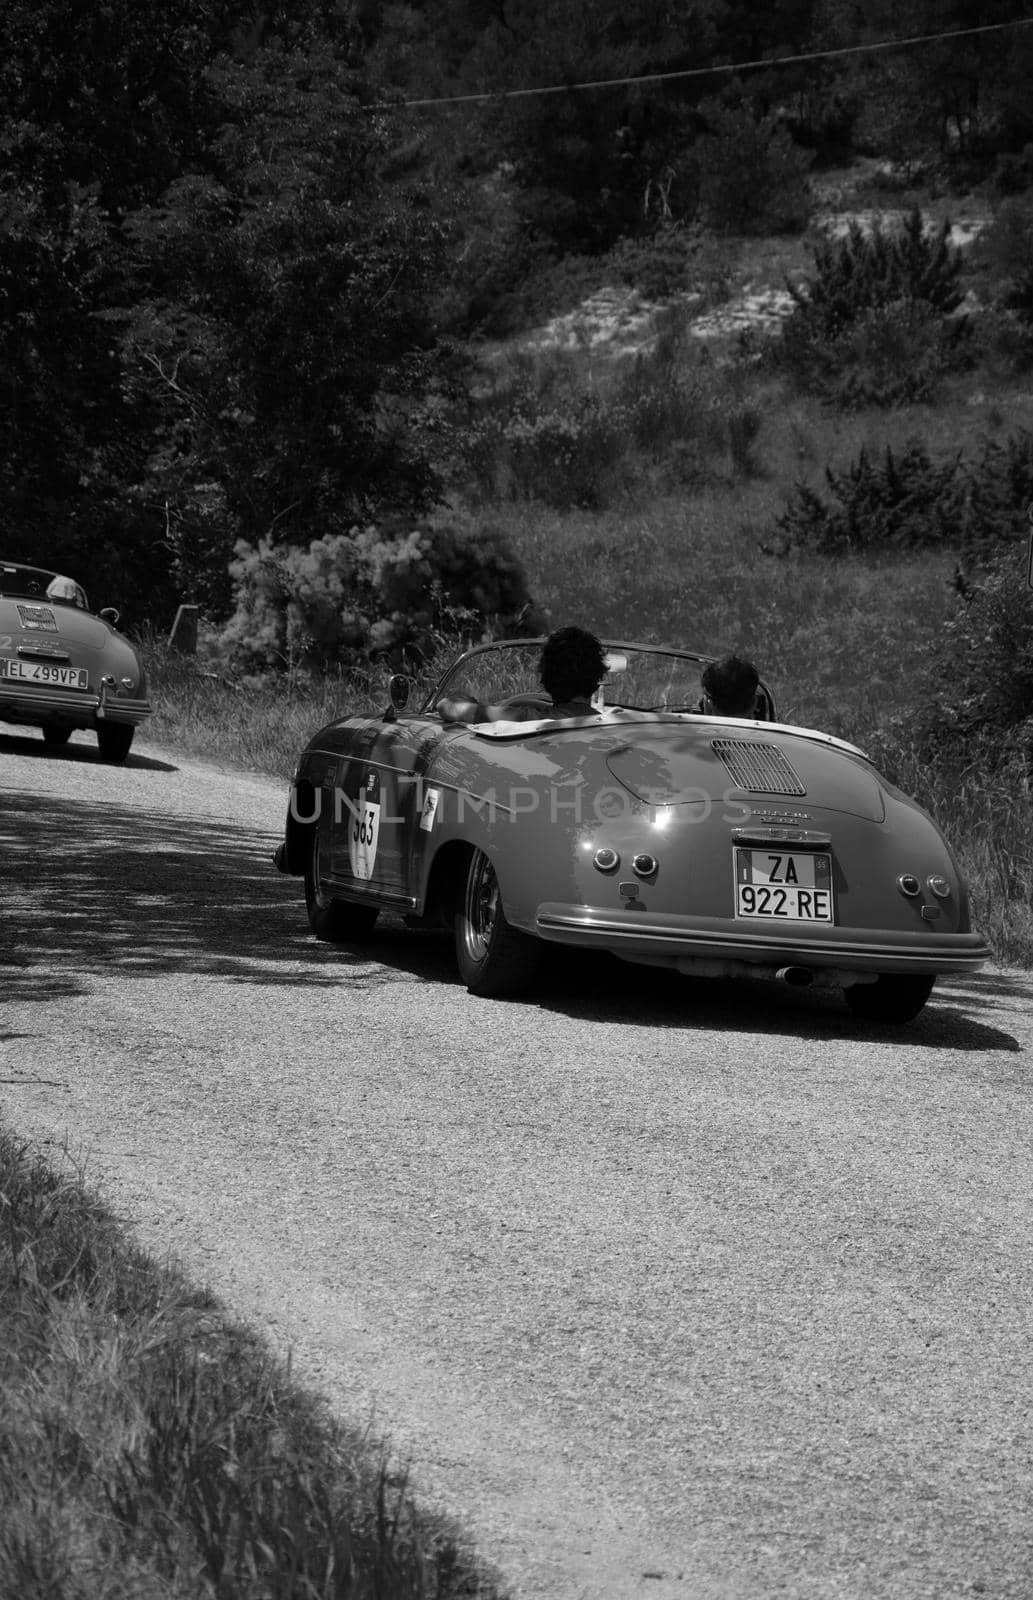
[0,1127,507,1600]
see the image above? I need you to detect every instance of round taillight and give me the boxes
[927,875,951,899]
[633,853,658,878]
[897,873,921,897]
[593,847,619,873]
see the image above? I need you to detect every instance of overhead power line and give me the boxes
[392,16,1033,110]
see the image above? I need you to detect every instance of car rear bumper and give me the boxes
[535,903,991,975]
[0,684,152,729]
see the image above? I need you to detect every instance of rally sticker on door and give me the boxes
[419,786,440,831]
[349,770,381,880]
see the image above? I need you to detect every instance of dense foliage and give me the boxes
[775,432,1033,557]
[0,0,450,621]
[215,519,542,674]
[7,0,1033,643]
[776,206,971,405]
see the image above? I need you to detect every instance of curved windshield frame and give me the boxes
[424,639,732,716]
[0,563,89,611]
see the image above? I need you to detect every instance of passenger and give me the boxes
[700,655,760,719]
[438,626,608,724]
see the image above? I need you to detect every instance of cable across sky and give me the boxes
[392,16,1033,110]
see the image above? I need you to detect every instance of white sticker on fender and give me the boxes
[419,787,440,831]
[349,771,381,880]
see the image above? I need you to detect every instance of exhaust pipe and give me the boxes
[775,965,814,987]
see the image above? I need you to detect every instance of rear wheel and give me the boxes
[42,724,72,747]
[845,974,935,1024]
[96,722,134,763]
[304,832,378,943]
[454,847,541,997]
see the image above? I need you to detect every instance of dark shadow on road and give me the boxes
[517,950,1024,1053]
[1,787,1023,1052]
[0,791,414,1002]
[0,730,178,772]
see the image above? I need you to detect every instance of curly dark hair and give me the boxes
[701,654,759,716]
[539,626,607,703]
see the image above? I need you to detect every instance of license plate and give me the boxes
[734,847,834,922]
[0,657,88,690]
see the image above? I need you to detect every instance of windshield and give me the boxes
[426,640,714,714]
[0,564,60,600]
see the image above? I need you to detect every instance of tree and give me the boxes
[0,5,453,618]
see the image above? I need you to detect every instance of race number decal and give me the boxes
[419,786,441,831]
[349,770,381,880]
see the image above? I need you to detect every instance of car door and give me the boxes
[328,715,453,899]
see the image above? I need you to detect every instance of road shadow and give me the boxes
[304,923,1022,1053]
[0,791,417,1003]
[510,949,1023,1054]
[1,788,1023,1053]
[0,730,177,772]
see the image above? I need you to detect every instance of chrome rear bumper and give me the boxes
[535,903,991,975]
[0,683,152,728]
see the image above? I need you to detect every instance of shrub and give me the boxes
[609,223,703,301]
[975,196,1033,323]
[775,442,965,554]
[213,519,541,675]
[461,357,630,511]
[791,299,969,408]
[776,206,968,404]
[993,145,1033,196]
[696,102,813,236]
[459,325,763,509]
[774,432,1033,559]
[904,551,1033,767]
[790,207,965,332]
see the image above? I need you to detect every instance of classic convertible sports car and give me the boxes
[0,561,152,761]
[274,639,989,1023]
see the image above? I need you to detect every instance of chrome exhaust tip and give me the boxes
[775,965,814,988]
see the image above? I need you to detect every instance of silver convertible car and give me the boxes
[0,561,152,761]
[275,638,989,1024]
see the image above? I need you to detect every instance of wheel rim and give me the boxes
[462,851,499,964]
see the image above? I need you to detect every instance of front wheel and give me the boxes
[304,833,378,943]
[845,974,935,1024]
[96,722,134,763]
[454,847,541,997]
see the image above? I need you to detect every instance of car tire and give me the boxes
[42,724,73,746]
[845,974,935,1024]
[304,833,378,943]
[454,846,541,998]
[96,722,134,763]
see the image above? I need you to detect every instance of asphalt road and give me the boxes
[2,728,1032,1600]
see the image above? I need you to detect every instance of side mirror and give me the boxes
[388,673,411,711]
[100,607,120,627]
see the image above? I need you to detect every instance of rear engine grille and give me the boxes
[713,739,806,796]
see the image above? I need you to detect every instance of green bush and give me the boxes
[993,145,1033,196]
[213,519,540,675]
[461,358,630,510]
[788,300,969,408]
[975,196,1033,323]
[460,327,763,510]
[774,432,1033,558]
[776,206,967,404]
[901,551,1033,769]
[696,102,813,236]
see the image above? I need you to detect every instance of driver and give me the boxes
[438,626,608,724]
[45,574,87,609]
